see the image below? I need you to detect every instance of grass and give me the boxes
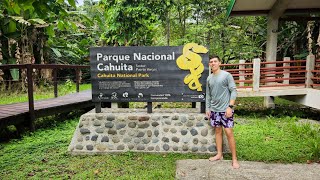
[1,112,319,179]
[1,89,320,179]
[234,116,320,163]
[0,116,205,179]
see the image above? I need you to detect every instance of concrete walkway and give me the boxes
[176,159,320,180]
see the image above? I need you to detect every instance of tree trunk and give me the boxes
[177,6,183,39]
[166,11,170,46]
[207,30,211,48]
[1,38,11,90]
[317,25,320,59]
[307,21,314,55]
[182,6,186,38]
[221,30,226,64]
[0,40,3,81]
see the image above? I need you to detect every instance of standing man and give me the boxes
[205,55,240,169]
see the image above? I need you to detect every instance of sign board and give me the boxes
[90,43,209,102]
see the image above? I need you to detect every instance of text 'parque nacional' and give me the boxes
[96,52,175,71]
[97,52,175,62]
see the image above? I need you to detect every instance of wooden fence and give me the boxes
[0,64,90,130]
[1,56,319,130]
[221,55,319,91]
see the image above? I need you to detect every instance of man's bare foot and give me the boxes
[232,160,240,169]
[209,155,223,161]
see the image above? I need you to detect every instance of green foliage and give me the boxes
[8,58,19,80]
[50,47,62,58]
[61,79,74,92]
[0,0,82,68]
[151,0,267,63]
[1,0,313,66]
[98,0,162,46]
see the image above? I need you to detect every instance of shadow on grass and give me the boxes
[0,109,88,142]
[236,105,320,120]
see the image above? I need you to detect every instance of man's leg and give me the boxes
[209,127,223,161]
[224,128,240,169]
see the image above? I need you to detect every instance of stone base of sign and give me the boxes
[68,108,230,155]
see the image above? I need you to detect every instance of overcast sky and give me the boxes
[76,0,84,6]
[76,0,99,6]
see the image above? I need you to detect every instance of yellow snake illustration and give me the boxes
[176,43,208,91]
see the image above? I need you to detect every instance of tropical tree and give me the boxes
[98,0,169,46]
[0,0,76,89]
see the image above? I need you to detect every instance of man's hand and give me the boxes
[225,107,233,118]
[206,111,211,119]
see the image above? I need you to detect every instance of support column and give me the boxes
[306,55,315,88]
[283,57,290,85]
[253,58,261,92]
[264,0,290,109]
[239,59,246,87]
[264,16,278,109]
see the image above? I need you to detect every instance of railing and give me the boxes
[221,55,317,91]
[221,61,254,88]
[312,59,320,88]
[0,64,90,131]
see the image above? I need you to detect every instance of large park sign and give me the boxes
[90,43,209,102]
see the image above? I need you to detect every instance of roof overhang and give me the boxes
[227,0,320,19]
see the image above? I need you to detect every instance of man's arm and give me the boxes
[205,78,211,118]
[228,74,237,101]
[226,74,237,117]
[229,99,235,106]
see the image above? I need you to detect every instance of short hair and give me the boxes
[209,55,221,62]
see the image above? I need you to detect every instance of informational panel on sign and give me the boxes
[90,43,209,102]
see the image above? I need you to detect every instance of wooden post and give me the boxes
[253,58,261,92]
[53,68,58,98]
[147,102,152,113]
[239,59,246,87]
[200,102,205,113]
[283,57,290,85]
[95,102,101,113]
[76,68,80,93]
[306,55,315,88]
[26,64,35,131]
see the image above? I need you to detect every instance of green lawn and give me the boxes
[0,113,319,179]
[1,92,320,179]
[0,116,205,179]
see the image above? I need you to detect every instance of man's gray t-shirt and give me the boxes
[205,70,237,112]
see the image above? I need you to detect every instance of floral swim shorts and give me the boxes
[210,111,234,128]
